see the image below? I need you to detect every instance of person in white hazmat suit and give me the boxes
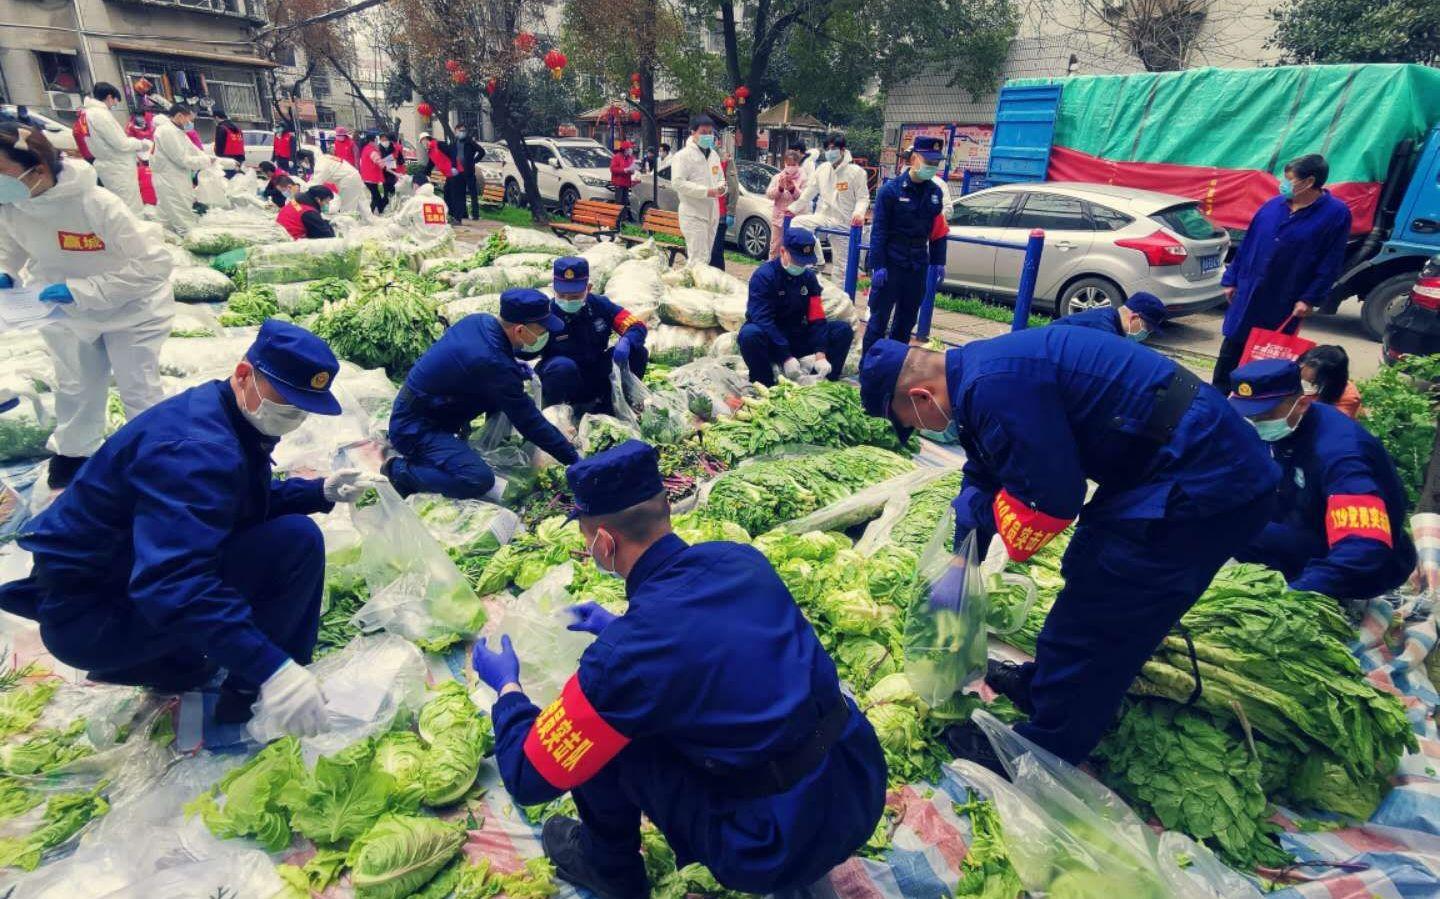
[309,153,373,221]
[150,103,215,236]
[669,115,727,270]
[789,133,870,277]
[0,123,175,489]
[79,83,148,212]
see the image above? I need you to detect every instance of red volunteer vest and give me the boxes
[276,199,315,240]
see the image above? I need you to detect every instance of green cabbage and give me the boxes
[279,739,399,846]
[416,682,492,807]
[345,813,466,899]
[0,783,108,871]
[185,736,306,851]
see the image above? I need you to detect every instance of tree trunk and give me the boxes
[325,52,388,129]
[493,92,546,224]
[737,102,759,161]
[641,68,658,150]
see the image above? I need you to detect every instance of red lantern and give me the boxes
[514,32,537,53]
[444,58,460,72]
[544,49,567,79]
[630,71,641,84]
[734,85,750,105]
[486,79,497,95]
[629,86,641,101]
[451,69,469,85]
[629,109,642,123]
[417,102,433,118]
[723,96,736,113]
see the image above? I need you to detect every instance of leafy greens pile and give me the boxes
[219,285,279,327]
[1356,353,1438,505]
[705,445,914,535]
[698,381,917,465]
[312,261,444,377]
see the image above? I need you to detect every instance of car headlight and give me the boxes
[580,175,609,188]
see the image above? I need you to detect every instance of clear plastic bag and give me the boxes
[903,511,988,708]
[713,289,747,332]
[647,324,723,366]
[409,496,520,552]
[581,241,631,291]
[784,468,953,535]
[245,237,362,285]
[578,412,641,456]
[499,224,576,254]
[609,363,693,445]
[658,287,720,328]
[193,166,229,209]
[169,266,234,303]
[604,259,665,323]
[486,563,594,708]
[665,357,753,421]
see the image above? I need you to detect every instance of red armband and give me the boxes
[807,295,825,324]
[993,488,1072,562]
[1325,494,1393,548]
[612,309,640,335]
[929,213,949,242]
[522,674,630,790]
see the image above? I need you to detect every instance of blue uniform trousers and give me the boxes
[737,321,853,386]
[1017,494,1275,762]
[388,428,495,500]
[863,264,927,355]
[33,514,324,692]
[536,345,649,410]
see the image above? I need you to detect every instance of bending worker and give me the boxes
[384,288,580,501]
[1228,359,1416,599]
[864,136,948,354]
[79,83,147,209]
[277,182,337,240]
[858,327,1278,768]
[670,115,726,269]
[0,321,369,736]
[151,103,214,235]
[311,151,372,220]
[473,440,886,897]
[536,257,648,410]
[0,123,174,490]
[737,227,853,386]
[1053,291,1167,342]
[788,133,869,278]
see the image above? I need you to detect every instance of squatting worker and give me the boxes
[472,440,886,897]
[537,257,648,410]
[0,321,370,736]
[858,327,1279,768]
[864,135,948,354]
[1229,359,1415,600]
[738,227,854,386]
[0,123,175,490]
[1213,153,1351,391]
[670,115,726,270]
[276,182,337,240]
[384,288,581,501]
[1052,290,1168,342]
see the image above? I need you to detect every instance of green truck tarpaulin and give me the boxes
[1011,64,1440,234]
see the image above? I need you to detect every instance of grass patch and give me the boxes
[933,293,1052,330]
[474,204,547,227]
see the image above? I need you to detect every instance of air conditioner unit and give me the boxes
[46,91,82,111]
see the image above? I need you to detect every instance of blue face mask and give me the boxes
[1249,399,1300,442]
[826,149,841,163]
[697,134,715,150]
[783,263,806,276]
[913,164,938,181]
[919,421,961,443]
[1279,178,1294,199]
[556,297,585,313]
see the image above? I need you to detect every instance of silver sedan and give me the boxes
[629,159,782,259]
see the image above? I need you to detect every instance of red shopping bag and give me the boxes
[1239,315,1316,365]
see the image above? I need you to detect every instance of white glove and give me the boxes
[482,475,509,504]
[323,468,368,504]
[797,354,817,370]
[782,357,803,380]
[812,357,833,379]
[256,660,328,737]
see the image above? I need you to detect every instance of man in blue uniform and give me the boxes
[1052,291,1167,342]
[536,257,648,410]
[1228,359,1416,599]
[472,440,886,897]
[0,320,369,736]
[864,136,948,354]
[1214,153,1352,391]
[384,288,580,500]
[858,329,1279,766]
[737,228,854,385]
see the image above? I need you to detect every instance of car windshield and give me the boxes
[1153,203,1223,239]
[557,145,611,169]
[736,162,776,194]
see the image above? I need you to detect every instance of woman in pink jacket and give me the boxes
[764,148,807,258]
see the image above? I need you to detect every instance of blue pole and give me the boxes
[843,222,863,301]
[1012,229,1045,331]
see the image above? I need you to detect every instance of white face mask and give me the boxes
[0,169,36,204]
[241,374,308,437]
[1301,380,1321,396]
[588,530,621,577]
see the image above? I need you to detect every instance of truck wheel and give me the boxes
[1361,273,1417,341]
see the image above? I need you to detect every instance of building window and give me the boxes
[35,53,82,94]
[311,73,332,100]
[275,45,297,68]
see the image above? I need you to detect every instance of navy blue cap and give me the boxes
[553,257,589,294]
[245,319,341,415]
[859,339,913,443]
[565,439,665,520]
[1228,359,1302,416]
[1125,292,1168,330]
[782,227,819,267]
[911,136,945,163]
[500,287,564,332]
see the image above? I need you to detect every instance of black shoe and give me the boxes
[46,454,88,490]
[541,817,648,899]
[942,720,1010,779]
[213,685,260,725]
[984,659,1036,715]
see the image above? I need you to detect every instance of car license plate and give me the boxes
[1199,254,1220,273]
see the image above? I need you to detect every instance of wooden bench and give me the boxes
[479,182,505,208]
[618,208,687,265]
[549,199,624,240]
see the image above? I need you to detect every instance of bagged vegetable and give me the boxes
[578,413,641,456]
[665,357,752,421]
[246,238,362,285]
[581,241,631,290]
[170,266,235,304]
[183,221,289,255]
[273,278,353,315]
[441,292,502,320]
[658,287,720,328]
[709,330,740,358]
[194,167,229,209]
[647,324,722,366]
[904,521,988,709]
[159,334,256,380]
[488,564,595,708]
[604,259,665,323]
[453,265,548,298]
[783,467,954,535]
[494,252,560,270]
[713,289,747,332]
[499,225,575,254]
[818,276,857,325]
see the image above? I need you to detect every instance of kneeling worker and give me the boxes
[1228,359,1416,599]
[277,182,337,240]
[1053,291,1167,342]
[384,288,581,500]
[473,440,886,896]
[537,257,648,410]
[737,227,854,385]
[0,321,369,736]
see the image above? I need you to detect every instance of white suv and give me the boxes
[501,137,616,216]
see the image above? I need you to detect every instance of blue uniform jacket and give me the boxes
[868,173,947,270]
[949,327,1279,556]
[390,313,578,464]
[745,259,827,358]
[1241,403,1416,598]
[541,292,645,370]
[491,535,886,882]
[1051,306,1122,336]
[1220,192,1351,337]
[17,381,331,685]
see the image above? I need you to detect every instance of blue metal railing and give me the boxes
[796,220,1046,336]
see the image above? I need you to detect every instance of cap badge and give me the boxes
[1237,382,1253,397]
[311,371,330,389]
[802,244,814,254]
[564,268,575,279]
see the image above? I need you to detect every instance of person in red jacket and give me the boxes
[332,126,358,169]
[276,183,337,239]
[213,108,246,176]
[609,140,636,216]
[272,122,295,173]
[420,135,463,224]
[359,134,389,213]
[126,111,157,205]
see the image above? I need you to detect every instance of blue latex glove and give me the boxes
[38,283,73,304]
[612,337,632,370]
[929,264,946,285]
[928,561,967,613]
[0,397,17,414]
[0,273,13,289]
[952,486,995,553]
[724,214,735,229]
[871,268,888,290]
[567,601,617,636]
[471,634,521,693]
